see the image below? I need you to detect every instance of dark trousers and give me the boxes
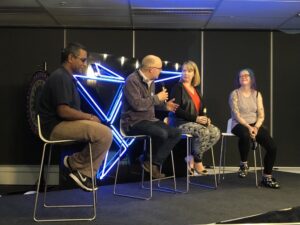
[232,124,277,175]
[127,120,182,165]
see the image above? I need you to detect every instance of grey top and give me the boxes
[229,89,258,129]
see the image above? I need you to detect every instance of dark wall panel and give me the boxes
[204,31,270,166]
[1,28,299,169]
[0,28,63,164]
[67,29,132,57]
[273,32,300,166]
[135,30,202,66]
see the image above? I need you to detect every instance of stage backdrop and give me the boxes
[0,28,299,184]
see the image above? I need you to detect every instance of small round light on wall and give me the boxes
[120,56,126,66]
[174,63,180,71]
[135,60,140,69]
[103,53,108,60]
[164,61,169,66]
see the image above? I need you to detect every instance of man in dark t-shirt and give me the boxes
[38,42,112,191]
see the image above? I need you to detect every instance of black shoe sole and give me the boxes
[69,173,98,192]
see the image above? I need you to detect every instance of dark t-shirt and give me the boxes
[38,66,81,138]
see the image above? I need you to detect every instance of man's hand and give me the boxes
[157,88,168,102]
[89,114,101,123]
[166,98,179,112]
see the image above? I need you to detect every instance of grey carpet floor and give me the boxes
[0,171,299,225]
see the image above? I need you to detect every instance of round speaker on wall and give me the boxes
[26,70,48,136]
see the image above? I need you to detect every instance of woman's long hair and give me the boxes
[180,60,201,87]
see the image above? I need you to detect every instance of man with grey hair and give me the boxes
[121,55,181,179]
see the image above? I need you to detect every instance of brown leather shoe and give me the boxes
[141,161,166,179]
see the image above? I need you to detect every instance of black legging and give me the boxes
[231,124,277,175]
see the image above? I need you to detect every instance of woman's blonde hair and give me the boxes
[181,60,201,87]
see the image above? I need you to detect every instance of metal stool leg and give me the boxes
[254,143,264,188]
[157,150,177,192]
[115,137,153,200]
[34,143,96,222]
[211,147,218,188]
[88,143,97,220]
[33,143,48,221]
[176,135,191,194]
[259,145,263,176]
[253,148,258,187]
[218,136,228,183]
[218,136,225,183]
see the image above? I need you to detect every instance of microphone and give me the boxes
[203,107,208,127]
[160,81,167,103]
[161,81,165,91]
[251,138,258,151]
[203,107,207,116]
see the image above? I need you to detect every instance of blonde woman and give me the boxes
[169,61,220,175]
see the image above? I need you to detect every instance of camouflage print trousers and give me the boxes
[179,122,220,162]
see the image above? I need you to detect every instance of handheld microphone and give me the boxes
[203,107,207,116]
[161,81,165,91]
[161,81,167,103]
[203,107,208,127]
[251,138,258,151]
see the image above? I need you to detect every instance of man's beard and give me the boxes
[74,68,85,75]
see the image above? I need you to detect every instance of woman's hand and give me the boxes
[196,116,208,125]
[248,126,257,139]
[207,118,211,126]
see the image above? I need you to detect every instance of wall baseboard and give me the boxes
[1,165,299,185]
[0,165,59,185]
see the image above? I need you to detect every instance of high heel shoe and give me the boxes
[194,168,208,176]
[194,162,208,176]
[184,155,194,175]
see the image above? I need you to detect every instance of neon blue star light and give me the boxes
[74,63,181,179]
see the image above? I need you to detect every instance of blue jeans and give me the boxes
[127,120,182,165]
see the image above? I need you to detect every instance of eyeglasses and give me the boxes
[73,54,87,63]
[149,66,162,71]
[239,74,250,78]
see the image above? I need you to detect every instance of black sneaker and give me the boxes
[261,176,280,189]
[69,170,98,192]
[238,164,249,178]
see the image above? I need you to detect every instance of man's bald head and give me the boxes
[140,55,163,80]
[141,55,162,68]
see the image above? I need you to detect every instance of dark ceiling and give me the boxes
[1,0,300,30]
